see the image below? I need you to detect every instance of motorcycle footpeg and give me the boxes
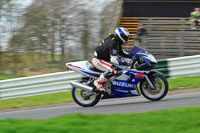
[93,88,102,93]
[93,88,107,94]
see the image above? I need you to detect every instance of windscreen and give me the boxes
[128,45,147,56]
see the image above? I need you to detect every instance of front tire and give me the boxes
[72,80,101,107]
[140,74,168,101]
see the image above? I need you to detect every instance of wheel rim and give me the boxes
[74,87,98,105]
[142,76,166,99]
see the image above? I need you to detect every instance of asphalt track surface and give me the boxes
[0,91,199,119]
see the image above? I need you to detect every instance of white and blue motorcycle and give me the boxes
[66,45,168,107]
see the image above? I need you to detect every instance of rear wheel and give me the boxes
[140,74,168,101]
[72,80,101,107]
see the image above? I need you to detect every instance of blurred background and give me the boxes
[0,0,117,76]
[0,0,200,76]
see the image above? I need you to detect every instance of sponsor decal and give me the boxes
[73,65,81,69]
[113,81,134,88]
[136,73,144,78]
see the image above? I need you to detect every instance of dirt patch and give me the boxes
[168,87,200,95]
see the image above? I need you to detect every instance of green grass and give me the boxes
[0,75,200,110]
[0,74,22,80]
[0,106,199,133]
[0,92,72,110]
[141,75,200,91]
[168,75,200,90]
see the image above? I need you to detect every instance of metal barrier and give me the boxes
[0,71,81,100]
[155,55,200,78]
[0,55,200,100]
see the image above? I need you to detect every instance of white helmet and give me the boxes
[114,27,129,45]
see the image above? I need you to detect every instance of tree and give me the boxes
[0,0,12,18]
[2,0,26,74]
[20,0,78,63]
[79,9,90,60]
[100,1,118,40]
[0,0,12,68]
[1,0,118,75]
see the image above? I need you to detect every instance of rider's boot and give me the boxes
[94,73,107,91]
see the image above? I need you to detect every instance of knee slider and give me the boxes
[103,70,115,79]
[111,66,118,74]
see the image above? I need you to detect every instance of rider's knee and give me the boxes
[103,70,116,79]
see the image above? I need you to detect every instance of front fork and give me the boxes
[144,75,161,91]
[144,75,155,89]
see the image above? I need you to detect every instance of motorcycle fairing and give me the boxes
[66,61,100,77]
[66,61,151,99]
[129,45,147,56]
[129,45,157,66]
[101,69,148,99]
[66,60,153,99]
[66,61,125,77]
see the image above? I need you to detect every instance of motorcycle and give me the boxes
[66,45,168,107]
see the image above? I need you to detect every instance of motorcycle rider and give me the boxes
[92,27,133,91]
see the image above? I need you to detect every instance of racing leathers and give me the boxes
[92,33,132,91]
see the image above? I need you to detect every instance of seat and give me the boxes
[86,61,103,73]
[89,65,103,73]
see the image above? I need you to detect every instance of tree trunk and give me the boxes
[51,42,55,63]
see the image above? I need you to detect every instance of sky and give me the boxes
[15,0,33,7]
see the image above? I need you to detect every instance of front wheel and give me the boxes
[140,74,168,101]
[72,81,101,107]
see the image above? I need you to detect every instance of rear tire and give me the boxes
[72,80,101,107]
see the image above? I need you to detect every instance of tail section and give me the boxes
[66,61,100,77]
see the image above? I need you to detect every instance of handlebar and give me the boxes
[135,63,147,70]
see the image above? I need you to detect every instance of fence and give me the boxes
[119,17,200,59]
[0,55,200,100]
[155,55,200,78]
[0,71,81,100]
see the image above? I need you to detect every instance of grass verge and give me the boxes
[0,106,199,133]
[0,92,72,110]
[0,75,200,110]
[168,75,200,90]
[0,74,22,80]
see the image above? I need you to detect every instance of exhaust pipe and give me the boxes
[70,81,93,92]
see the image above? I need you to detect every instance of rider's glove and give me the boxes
[126,55,136,65]
[119,57,135,66]
[121,62,129,65]
[127,60,133,65]
[121,60,133,66]
[132,55,136,62]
